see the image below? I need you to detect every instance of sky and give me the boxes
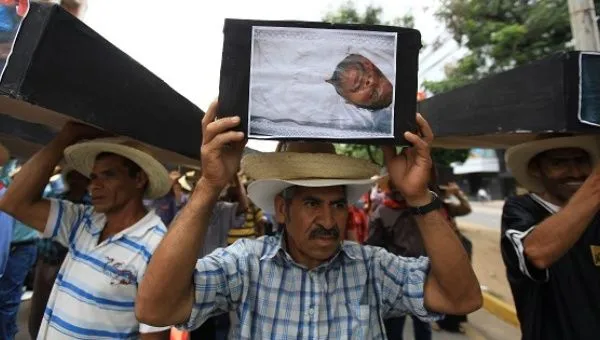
[83,0,466,151]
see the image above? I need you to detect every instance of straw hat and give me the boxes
[63,137,171,199]
[242,141,380,215]
[505,135,600,193]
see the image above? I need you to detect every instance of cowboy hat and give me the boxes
[242,141,380,215]
[63,137,171,199]
[505,135,600,193]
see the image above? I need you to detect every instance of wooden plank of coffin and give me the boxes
[0,97,201,168]
[418,51,599,149]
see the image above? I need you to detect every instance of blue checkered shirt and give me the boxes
[180,234,441,339]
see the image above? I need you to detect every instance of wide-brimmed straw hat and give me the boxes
[505,135,600,193]
[242,141,380,215]
[63,137,171,199]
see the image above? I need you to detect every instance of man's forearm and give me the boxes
[524,201,597,269]
[415,207,480,312]
[136,179,221,325]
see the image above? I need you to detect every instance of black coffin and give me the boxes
[418,51,600,149]
[0,2,203,166]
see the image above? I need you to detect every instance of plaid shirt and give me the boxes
[180,234,441,339]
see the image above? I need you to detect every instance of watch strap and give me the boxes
[409,191,442,216]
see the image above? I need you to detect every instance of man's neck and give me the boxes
[283,232,337,270]
[101,200,147,241]
[537,191,566,208]
[64,190,86,203]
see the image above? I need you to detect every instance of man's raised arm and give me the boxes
[384,114,482,316]
[135,101,246,326]
[0,122,103,232]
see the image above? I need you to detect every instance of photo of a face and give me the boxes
[247,26,397,139]
[326,54,393,111]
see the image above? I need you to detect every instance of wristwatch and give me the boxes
[409,191,442,216]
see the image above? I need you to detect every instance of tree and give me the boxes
[324,1,468,166]
[423,0,600,94]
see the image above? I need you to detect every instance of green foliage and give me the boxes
[423,0,600,94]
[323,0,415,28]
[431,148,470,166]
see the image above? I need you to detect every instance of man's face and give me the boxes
[529,148,592,203]
[335,56,393,110]
[65,171,89,194]
[89,154,147,213]
[275,186,348,267]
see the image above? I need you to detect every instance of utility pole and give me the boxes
[568,0,600,51]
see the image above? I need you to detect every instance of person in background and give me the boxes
[433,181,474,333]
[366,175,433,340]
[28,166,91,339]
[150,170,184,226]
[0,158,40,340]
[225,173,266,245]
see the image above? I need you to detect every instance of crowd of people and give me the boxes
[0,2,598,340]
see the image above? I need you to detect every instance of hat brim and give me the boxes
[505,135,600,193]
[247,178,376,215]
[63,140,171,199]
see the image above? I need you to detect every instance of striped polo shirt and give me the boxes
[38,199,170,339]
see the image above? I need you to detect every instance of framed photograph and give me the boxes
[218,19,422,145]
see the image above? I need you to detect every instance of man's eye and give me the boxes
[304,200,319,208]
[333,202,348,209]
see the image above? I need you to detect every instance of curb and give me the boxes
[482,292,520,327]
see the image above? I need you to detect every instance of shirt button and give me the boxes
[308,308,314,316]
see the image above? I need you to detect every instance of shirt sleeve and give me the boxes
[375,249,443,321]
[501,197,549,283]
[177,240,248,331]
[139,324,172,334]
[44,198,89,248]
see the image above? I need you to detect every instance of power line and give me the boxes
[418,45,462,78]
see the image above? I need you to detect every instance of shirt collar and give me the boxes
[89,209,164,240]
[530,193,561,214]
[260,232,360,264]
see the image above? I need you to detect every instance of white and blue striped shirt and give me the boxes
[180,234,442,339]
[38,199,170,339]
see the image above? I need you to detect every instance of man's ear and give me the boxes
[274,195,287,224]
[136,171,149,190]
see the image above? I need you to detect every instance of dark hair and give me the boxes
[326,54,388,111]
[96,152,143,178]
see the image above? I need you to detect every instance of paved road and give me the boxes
[456,201,503,229]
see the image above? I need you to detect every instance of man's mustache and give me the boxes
[309,225,340,239]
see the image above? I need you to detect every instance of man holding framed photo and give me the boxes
[136,101,482,338]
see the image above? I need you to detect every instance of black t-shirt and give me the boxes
[501,194,600,340]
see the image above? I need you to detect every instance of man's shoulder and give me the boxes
[502,194,548,232]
